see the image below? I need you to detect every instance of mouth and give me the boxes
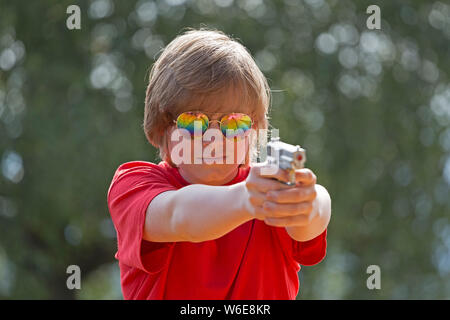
[196,156,228,162]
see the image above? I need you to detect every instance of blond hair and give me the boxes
[143,27,271,167]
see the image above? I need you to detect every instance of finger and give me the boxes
[250,205,268,221]
[262,201,313,218]
[264,214,311,227]
[266,186,317,204]
[247,189,266,207]
[257,163,290,183]
[246,176,293,193]
[295,169,317,185]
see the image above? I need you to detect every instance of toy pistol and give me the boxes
[266,136,306,185]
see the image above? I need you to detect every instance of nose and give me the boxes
[208,120,220,129]
[202,120,224,147]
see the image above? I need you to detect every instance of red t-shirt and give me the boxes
[107,160,327,300]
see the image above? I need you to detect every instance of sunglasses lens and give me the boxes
[176,112,208,136]
[220,113,252,139]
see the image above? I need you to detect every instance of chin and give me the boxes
[189,162,238,180]
[198,162,238,171]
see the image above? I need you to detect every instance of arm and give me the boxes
[143,181,252,243]
[285,184,331,242]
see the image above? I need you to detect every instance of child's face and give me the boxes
[166,90,254,185]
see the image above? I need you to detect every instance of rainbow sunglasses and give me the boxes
[174,111,253,139]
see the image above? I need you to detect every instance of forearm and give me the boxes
[173,181,252,242]
[286,184,331,242]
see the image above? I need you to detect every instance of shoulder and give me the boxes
[112,161,164,178]
[107,161,175,199]
[110,160,178,184]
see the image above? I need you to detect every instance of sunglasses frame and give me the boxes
[173,110,253,139]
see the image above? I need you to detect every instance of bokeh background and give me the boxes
[1,0,449,299]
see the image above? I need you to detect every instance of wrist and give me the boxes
[228,181,254,222]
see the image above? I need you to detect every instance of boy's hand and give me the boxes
[244,163,317,227]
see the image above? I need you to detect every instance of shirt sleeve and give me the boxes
[291,228,327,266]
[107,162,178,274]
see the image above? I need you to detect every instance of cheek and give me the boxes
[228,137,249,163]
[166,129,196,164]
[191,138,200,160]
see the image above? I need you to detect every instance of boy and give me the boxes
[107,28,331,300]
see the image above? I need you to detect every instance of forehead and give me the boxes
[177,84,256,117]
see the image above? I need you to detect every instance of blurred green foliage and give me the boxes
[0,0,449,299]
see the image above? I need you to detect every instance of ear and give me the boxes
[162,126,179,168]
